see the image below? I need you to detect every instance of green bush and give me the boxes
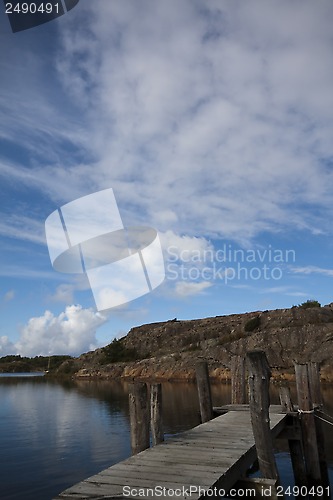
[298,300,321,309]
[244,315,261,332]
[101,339,139,364]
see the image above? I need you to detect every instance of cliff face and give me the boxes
[60,304,333,382]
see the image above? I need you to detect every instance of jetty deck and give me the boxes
[54,406,287,500]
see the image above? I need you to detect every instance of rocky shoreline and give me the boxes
[56,303,333,384]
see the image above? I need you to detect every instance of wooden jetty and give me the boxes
[55,408,286,499]
[55,352,331,499]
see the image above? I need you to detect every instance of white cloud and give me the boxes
[290,266,333,278]
[48,275,91,303]
[0,214,45,246]
[161,230,213,261]
[175,281,212,298]
[1,1,333,264]
[161,230,217,289]
[3,290,15,302]
[260,286,307,295]
[12,305,108,357]
[51,1,332,242]
[0,336,15,356]
[287,292,309,298]
[49,284,75,304]
[0,265,60,280]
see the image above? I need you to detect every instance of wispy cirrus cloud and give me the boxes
[52,1,333,242]
[2,1,333,243]
[0,214,45,245]
[175,281,213,298]
[290,266,333,278]
[1,1,333,347]
[0,265,61,280]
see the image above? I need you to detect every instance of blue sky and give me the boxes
[1,0,333,357]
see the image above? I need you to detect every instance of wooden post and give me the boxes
[195,361,213,423]
[279,386,307,487]
[307,362,323,408]
[307,363,330,497]
[279,386,294,413]
[294,364,322,488]
[150,383,164,446]
[231,355,246,404]
[247,351,280,482]
[128,382,150,455]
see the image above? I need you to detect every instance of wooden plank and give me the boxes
[55,410,286,500]
[214,404,284,413]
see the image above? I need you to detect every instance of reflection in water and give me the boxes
[0,377,332,500]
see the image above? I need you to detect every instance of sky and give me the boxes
[1,0,333,357]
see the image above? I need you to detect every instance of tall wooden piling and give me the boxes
[279,386,294,413]
[294,364,322,488]
[279,386,307,487]
[307,362,323,408]
[150,383,164,446]
[195,361,213,423]
[231,355,246,404]
[307,362,330,496]
[247,351,280,482]
[128,382,150,455]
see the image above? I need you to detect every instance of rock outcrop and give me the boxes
[57,303,333,382]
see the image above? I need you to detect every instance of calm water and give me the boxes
[0,375,332,500]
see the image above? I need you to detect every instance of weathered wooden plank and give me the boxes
[108,459,226,473]
[214,404,284,413]
[93,462,220,480]
[55,410,286,500]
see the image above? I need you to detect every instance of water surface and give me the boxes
[0,375,332,500]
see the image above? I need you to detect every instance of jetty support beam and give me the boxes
[247,351,281,491]
[279,386,307,487]
[150,383,164,446]
[128,382,150,455]
[195,361,213,423]
[231,355,246,404]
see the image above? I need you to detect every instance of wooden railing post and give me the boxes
[279,386,294,413]
[195,361,213,423]
[307,362,330,497]
[279,386,307,487]
[247,351,280,484]
[150,383,164,446]
[294,364,322,488]
[307,362,323,408]
[128,382,150,455]
[231,355,246,404]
